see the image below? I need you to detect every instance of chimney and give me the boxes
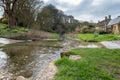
[105,16,107,20]
[118,16,120,17]
[108,15,111,19]
[98,20,100,23]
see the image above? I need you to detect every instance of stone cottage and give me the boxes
[107,16,120,34]
[96,15,111,32]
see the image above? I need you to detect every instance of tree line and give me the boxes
[0,0,43,28]
[36,4,79,33]
[0,0,79,34]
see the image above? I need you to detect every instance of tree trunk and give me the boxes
[8,14,15,28]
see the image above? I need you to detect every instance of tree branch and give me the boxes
[12,0,18,11]
[0,4,5,9]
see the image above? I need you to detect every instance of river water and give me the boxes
[0,38,102,80]
[0,39,62,80]
[0,49,8,69]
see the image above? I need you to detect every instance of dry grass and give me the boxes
[8,30,53,40]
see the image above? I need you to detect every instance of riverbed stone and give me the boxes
[16,76,29,80]
[0,70,13,80]
[38,62,58,80]
[24,71,33,78]
[60,52,70,58]
[69,55,81,60]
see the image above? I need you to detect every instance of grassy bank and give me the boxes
[0,23,59,40]
[51,34,59,39]
[77,34,120,42]
[54,48,120,80]
[0,23,29,37]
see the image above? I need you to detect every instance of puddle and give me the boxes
[78,44,100,48]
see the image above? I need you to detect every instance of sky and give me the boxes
[0,0,120,22]
[43,0,120,22]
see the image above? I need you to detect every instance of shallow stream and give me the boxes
[0,40,61,80]
[0,38,102,80]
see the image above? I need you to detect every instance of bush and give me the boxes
[99,31,109,34]
[1,18,8,24]
[80,26,95,33]
[80,26,89,33]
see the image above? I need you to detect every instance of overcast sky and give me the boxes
[0,0,120,22]
[43,0,120,22]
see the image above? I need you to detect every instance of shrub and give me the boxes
[99,31,109,34]
[1,18,8,24]
[80,26,95,33]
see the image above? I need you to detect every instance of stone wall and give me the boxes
[113,24,120,34]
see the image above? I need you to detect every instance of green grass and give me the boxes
[51,34,59,39]
[77,34,120,42]
[0,23,7,29]
[54,48,120,80]
[0,23,29,37]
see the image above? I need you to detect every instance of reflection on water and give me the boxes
[1,41,61,80]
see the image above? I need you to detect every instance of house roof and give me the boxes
[108,16,120,26]
[96,19,110,27]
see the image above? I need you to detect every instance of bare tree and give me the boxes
[0,0,43,28]
[15,0,43,28]
[0,0,19,28]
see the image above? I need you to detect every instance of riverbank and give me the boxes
[77,34,120,42]
[54,48,120,80]
[0,36,120,80]
[0,23,59,40]
[0,38,24,47]
[38,62,58,80]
